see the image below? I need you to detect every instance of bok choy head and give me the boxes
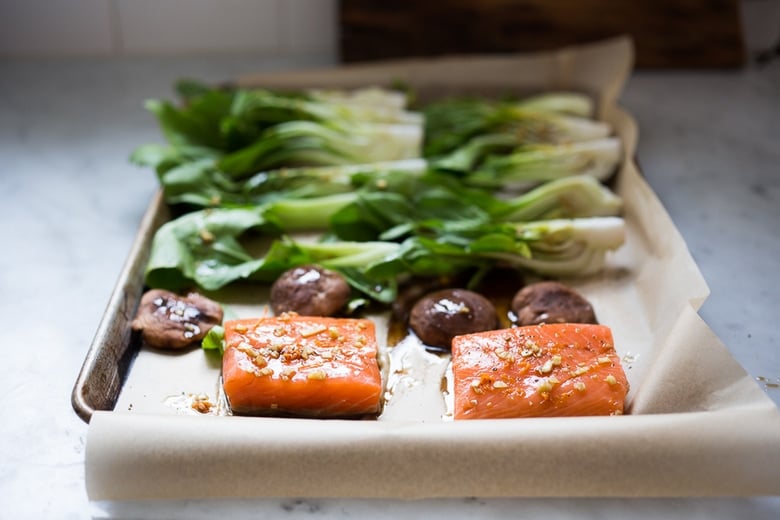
[423,94,611,157]
[132,83,424,183]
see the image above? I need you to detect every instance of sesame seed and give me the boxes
[598,356,612,365]
[605,374,618,386]
[574,382,586,392]
[307,370,327,380]
[492,380,509,389]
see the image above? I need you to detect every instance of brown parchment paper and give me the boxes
[84,37,780,499]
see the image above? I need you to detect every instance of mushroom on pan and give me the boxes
[511,281,597,326]
[409,288,498,350]
[131,289,224,349]
[270,265,351,317]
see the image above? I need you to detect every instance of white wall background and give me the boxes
[0,0,777,59]
[0,0,338,59]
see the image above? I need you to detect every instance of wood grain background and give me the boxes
[339,0,745,68]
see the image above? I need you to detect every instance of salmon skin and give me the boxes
[452,323,628,420]
[222,314,383,418]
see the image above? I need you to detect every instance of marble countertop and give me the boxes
[1,54,778,518]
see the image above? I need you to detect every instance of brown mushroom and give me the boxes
[131,289,224,350]
[511,281,597,326]
[409,288,498,349]
[270,265,351,317]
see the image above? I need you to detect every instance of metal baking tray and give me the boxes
[72,192,169,422]
[72,40,780,499]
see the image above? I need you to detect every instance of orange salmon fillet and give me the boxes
[222,314,383,417]
[452,323,628,420]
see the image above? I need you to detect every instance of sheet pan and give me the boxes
[73,37,780,499]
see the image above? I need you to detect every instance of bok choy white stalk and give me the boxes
[515,92,595,117]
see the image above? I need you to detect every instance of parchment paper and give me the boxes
[84,37,780,499]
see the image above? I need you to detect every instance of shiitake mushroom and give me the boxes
[511,281,597,326]
[131,289,223,350]
[270,265,351,317]
[409,288,498,349]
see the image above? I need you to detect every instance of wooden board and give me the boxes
[339,0,745,68]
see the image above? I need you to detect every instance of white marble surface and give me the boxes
[0,55,778,518]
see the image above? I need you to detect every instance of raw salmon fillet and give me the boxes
[222,314,383,417]
[452,323,628,419]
